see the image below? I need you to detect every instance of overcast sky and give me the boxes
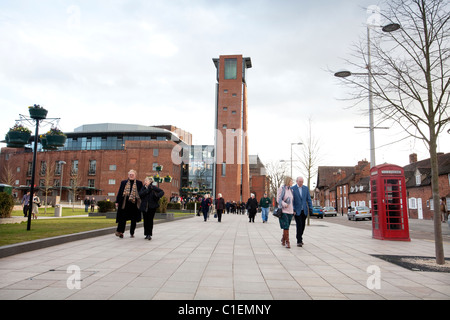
[1,0,448,185]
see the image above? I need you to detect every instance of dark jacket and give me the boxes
[115,179,143,223]
[246,197,258,213]
[201,198,212,213]
[216,197,225,211]
[139,185,164,212]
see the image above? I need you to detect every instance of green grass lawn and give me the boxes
[1,207,194,247]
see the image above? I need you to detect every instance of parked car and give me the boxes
[348,206,371,221]
[311,206,324,219]
[323,206,337,217]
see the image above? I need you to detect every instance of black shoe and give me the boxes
[297,243,303,247]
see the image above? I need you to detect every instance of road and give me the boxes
[313,214,450,243]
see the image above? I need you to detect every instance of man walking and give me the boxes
[292,177,313,247]
[259,193,271,223]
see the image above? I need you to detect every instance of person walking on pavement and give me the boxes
[115,169,143,238]
[84,196,90,212]
[277,176,294,248]
[247,193,258,223]
[292,176,313,247]
[31,194,40,219]
[259,192,271,223]
[21,191,30,217]
[201,194,212,222]
[139,176,164,240]
[215,193,225,222]
[90,197,96,212]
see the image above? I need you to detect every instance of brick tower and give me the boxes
[212,55,252,203]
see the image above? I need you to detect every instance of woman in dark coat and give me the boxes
[247,193,258,223]
[115,169,143,238]
[215,193,225,223]
[139,176,164,240]
[200,194,212,222]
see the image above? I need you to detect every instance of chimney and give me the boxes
[409,153,417,164]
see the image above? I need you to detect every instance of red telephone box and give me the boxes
[370,164,410,241]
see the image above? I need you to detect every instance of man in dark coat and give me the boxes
[115,169,143,238]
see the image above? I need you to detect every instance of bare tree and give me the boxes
[265,161,288,200]
[70,169,81,212]
[1,160,16,186]
[42,158,56,214]
[336,0,449,264]
[295,117,322,191]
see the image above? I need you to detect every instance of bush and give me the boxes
[157,196,168,213]
[0,192,14,218]
[167,202,181,210]
[186,201,201,211]
[97,200,116,213]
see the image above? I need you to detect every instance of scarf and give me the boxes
[123,179,137,203]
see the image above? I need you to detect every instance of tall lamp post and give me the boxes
[59,161,66,201]
[335,23,400,168]
[8,105,61,230]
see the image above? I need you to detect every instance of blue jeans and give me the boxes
[261,207,269,222]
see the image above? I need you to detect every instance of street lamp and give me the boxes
[59,161,66,202]
[335,22,400,168]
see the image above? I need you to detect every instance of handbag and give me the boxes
[273,186,286,218]
[273,207,283,218]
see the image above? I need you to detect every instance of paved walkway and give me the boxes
[0,213,449,300]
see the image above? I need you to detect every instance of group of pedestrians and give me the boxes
[114,169,164,240]
[277,176,313,249]
[83,196,97,212]
[21,191,40,219]
[114,169,313,249]
[198,192,272,224]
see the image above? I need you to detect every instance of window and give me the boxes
[223,107,228,111]
[408,198,417,209]
[55,161,62,175]
[222,124,227,129]
[109,179,116,185]
[88,179,95,188]
[153,149,159,157]
[415,173,421,185]
[222,163,226,176]
[40,161,47,176]
[231,111,236,114]
[109,165,116,171]
[71,160,79,175]
[224,58,237,79]
[88,160,96,175]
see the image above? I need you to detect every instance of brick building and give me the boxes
[404,152,450,219]
[213,55,252,202]
[0,123,188,203]
[315,153,450,220]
